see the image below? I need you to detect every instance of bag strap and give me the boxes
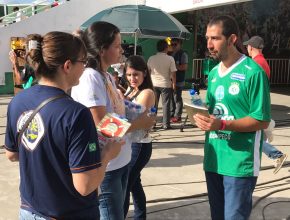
[17,94,68,146]
[124,87,133,98]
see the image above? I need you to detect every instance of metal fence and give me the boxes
[192,58,290,85]
[0,0,67,26]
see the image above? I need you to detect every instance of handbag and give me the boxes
[17,94,68,146]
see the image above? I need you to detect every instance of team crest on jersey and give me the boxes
[17,111,45,151]
[230,73,245,81]
[215,85,224,101]
[229,82,240,95]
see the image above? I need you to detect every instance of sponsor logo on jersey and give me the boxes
[209,132,231,140]
[215,85,224,101]
[230,73,245,81]
[89,143,97,152]
[17,111,45,151]
[229,82,240,95]
[213,103,227,118]
[213,103,235,120]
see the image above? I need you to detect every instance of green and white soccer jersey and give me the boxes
[204,55,271,177]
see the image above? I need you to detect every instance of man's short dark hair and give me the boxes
[157,39,168,52]
[208,15,240,39]
[171,38,182,44]
[13,7,19,12]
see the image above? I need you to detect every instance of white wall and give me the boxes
[146,0,252,13]
[0,0,145,85]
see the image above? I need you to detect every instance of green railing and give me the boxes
[0,0,67,26]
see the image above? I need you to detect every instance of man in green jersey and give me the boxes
[194,15,271,220]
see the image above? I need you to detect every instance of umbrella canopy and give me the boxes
[81,4,191,40]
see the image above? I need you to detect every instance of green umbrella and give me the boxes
[81,4,191,54]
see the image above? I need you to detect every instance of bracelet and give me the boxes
[219,120,226,130]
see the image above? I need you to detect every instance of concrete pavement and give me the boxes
[0,88,289,220]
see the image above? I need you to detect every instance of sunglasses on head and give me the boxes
[171,43,177,46]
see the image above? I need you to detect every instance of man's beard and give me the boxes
[209,52,222,61]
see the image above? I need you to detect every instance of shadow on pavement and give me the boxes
[270,86,290,96]
[152,142,204,149]
[126,195,290,220]
[147,153,203,168]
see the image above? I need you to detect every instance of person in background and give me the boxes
[111,54,127,78]
[112,71,127,94]
[194,15,271,220]
[243,36,270,78]
[71,21,155,220]
[13,6,25,22]
[111,54,128,92]
[9,41,36,92]
[0,18,5,27]
[147,39,177,130]
[123,55,155,220]
[170,38,188,123]
[243,35,287,174]
[9,50,25,90]
[51,0,59,7]
[4,31,123,219]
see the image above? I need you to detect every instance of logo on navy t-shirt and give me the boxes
[17,111,45,151]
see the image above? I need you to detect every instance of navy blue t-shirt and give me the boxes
[5,85,101,218]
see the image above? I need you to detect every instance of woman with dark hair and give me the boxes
[71,22,155,220]
[123,55,155,220]
[4,31,122,219]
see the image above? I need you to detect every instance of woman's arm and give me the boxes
[72,105,123,196]
[9,51,23,85]
[89,106,107,125]
[126,89,156,133]
[135,89,155,109]
[5,150,19,162]
[72,139,124,196]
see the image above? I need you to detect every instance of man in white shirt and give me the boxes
[147,40,177,129]
[13,7,24,22]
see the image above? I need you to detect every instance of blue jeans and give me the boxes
[171,86,183,118]
[262,141,283,159]
[124,142,153,219]
[19,209,47,220]
[19,207,100,220]
[99,164,129,220]
[205,172,257,220]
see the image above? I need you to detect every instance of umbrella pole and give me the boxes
[134,33,137,55]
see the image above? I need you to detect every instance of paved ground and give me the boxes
[0,87,289,220]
